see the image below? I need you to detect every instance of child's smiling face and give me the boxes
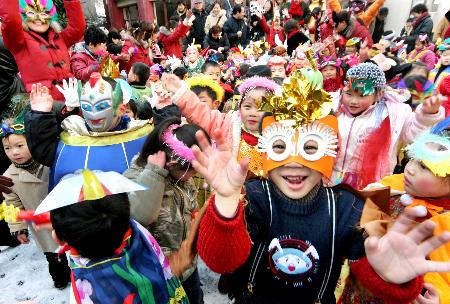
[240,89,265,132]
[404,159,450,198]
[341,89,377,116]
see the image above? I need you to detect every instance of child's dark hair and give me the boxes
[50,193,130,260]
[173,66,188,79]
[409,61,430,77]
[191,86,217,101]
[136,117,211,167]
[84,25,108,46]
[201,60,220,73]
[131,63,151,85]
[126,99,138,116]
[168,20,179,31]
[107,30,122,44]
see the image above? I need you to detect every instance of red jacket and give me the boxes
[267,28,285,47]
[70,43,99,82]
[159,23,190,58]
[0,0,85,100]
[121,39,152,72]
[347,19,374,47]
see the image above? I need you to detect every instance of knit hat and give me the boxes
[346,62,386,96]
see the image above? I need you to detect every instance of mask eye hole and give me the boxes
[272,139,286,154]
[303,140,319,155]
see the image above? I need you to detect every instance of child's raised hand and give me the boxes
[30,83,53,113]
[17,232,30,244]
[161,73,183,94]
[422,95,444,114]
[147,151,166,169]
[153,86,173,110]
[365,207,450,285]
[412,283,440,304]
[192,128,248,199]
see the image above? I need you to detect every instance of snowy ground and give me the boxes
[0,236,228,304]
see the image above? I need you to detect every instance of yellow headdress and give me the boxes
[186,75,225,101]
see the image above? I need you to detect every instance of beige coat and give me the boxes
[434,17,450,41]
[204,9,227,35]
[3,164,57,253]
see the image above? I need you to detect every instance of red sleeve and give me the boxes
[260,16,270,35]
[161,23,190,44]
[197,195,252,274]
[60,0,86,48]
[0,0,25,53]
[70,54,97,81]
[350,257,424,304]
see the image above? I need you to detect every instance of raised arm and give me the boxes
[360,0,386,27]
[192,128,251,273]
[0,0,25,53]
[60,0,86,48]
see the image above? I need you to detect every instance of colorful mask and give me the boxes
[186,44,201,63]
[19,0,58,24]
[404,117,450,177]
[346,63,386,96]
[258,70,337,177]
[0,95,29,138]
[0,121,25,138]
[79,73,123,132]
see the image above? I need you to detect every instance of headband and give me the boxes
[186,75,225,101]
[162,124,195,165]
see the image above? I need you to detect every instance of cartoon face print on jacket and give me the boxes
[19,0,58,33]
[79,73,123,133]
[268,238,320,287]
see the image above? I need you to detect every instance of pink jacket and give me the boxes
[331,90,445,188]
[174,86,241,158]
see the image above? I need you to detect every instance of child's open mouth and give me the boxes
[282,175,306,190]
[91,119,104,125]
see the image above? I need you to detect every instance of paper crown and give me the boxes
[404,117,450,177]
[35,170,147,215]
[186,75,225,101]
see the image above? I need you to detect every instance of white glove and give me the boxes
[56,78,80,108]
[184,15,196,27]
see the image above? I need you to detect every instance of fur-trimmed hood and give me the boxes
[159,26,172,36]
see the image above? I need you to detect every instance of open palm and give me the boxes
[192,129,248,198]
[366,208,450,284]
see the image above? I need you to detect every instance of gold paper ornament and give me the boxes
[100,56,120,79]
[260,70,332,127]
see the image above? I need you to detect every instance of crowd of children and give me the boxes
[0,0,450,303]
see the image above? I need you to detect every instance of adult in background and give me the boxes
[223,5,249,48]
[121,21,154,73]
[284,19,309,56]
[0,0,86,101]
[371,7,388,43]
[204,1,227,35]
[107,30,124,56]
[189,0,208,46]
[433,9,450,42]
[70,26,108,82]
[203,25,230,54]
[404,4,433,53]
[329,0,386,28]
[172,0,188,21]
[333,10,373,49]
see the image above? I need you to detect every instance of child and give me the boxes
[128,62,152,104]
[191,70,450,304]
[430,39,450,94]
[123,117,209,304]
[331,62,444,190]
[358,117,450,303]
[1,109,71,289]
[38,169,191,303]
[201,60,221,83]
[186,75,225,110]
[319,57,343,93]
[406,34,436,71]
[158,73,280,178]
[267,55,287,80]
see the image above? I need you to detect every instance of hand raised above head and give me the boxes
[192,128,248,199]
[30,83,53,113]
[365,207,450,284]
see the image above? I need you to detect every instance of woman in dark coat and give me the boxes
[203,25,230,54]
[404,4,433,53]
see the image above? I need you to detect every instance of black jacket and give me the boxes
[405,15,433,53]
[203,32,230,52]
[223,16,249,48]
[0,37,24,117]
[286,30,310,56]
[190,9,208,45]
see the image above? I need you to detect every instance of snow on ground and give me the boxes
[0,235,228,304]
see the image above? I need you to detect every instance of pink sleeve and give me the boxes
[400,104,445,143]
[176,89,234,139]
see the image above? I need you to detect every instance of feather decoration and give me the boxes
[238,76,280,96]
[162,125,196,164]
